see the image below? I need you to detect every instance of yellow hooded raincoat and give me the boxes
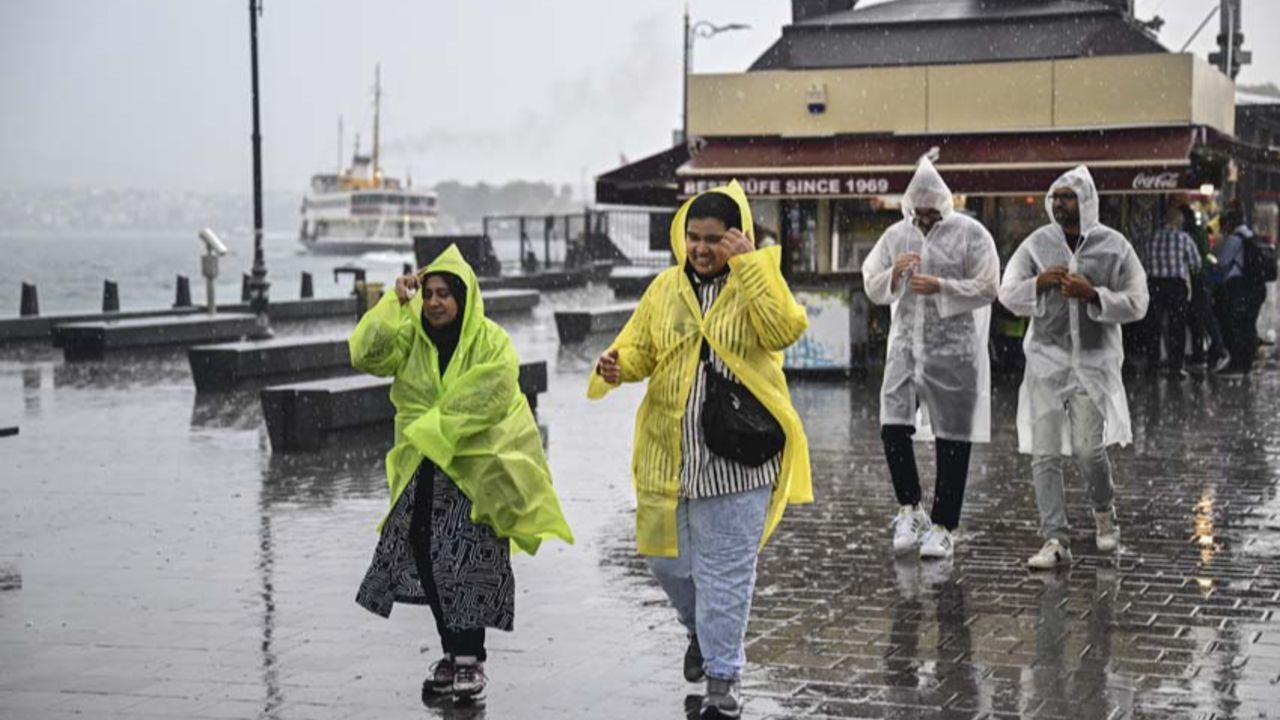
[349,244,574,554]
[587,181,813,557]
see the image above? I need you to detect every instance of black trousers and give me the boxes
[1187,274,1224,362]
[881,424,972,531]
[409,471,486,661]
[1145,278,1189,371]
[1217,278,1266,372]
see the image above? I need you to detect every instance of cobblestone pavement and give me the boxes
[2,284,1279,719]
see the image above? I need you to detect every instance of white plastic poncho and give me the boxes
[861,158,1000,443]
[997,165,1149,455]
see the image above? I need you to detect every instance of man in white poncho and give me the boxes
[862,158,1000,561]
[998,166,1149,570]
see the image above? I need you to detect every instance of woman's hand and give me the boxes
[595,348,621,384]
[723,228,755,258]
[394,273,420,305]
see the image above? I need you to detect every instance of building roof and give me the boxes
[751,0,1165,70]
[595,144,689,207]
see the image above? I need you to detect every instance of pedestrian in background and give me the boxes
[1140,204,1201,378]
[998,166,1149,570]
[589,180,811,720]
[1182,205,1228,372]
[1213,201,1270,376]
[349,245,574,707]
[861,157,1000,562]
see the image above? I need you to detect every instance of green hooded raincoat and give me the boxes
[348,245,574,554]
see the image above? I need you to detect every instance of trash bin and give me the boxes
[354,281,385,317]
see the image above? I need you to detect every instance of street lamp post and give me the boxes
[247,0,272,337]
[681,7,749,146]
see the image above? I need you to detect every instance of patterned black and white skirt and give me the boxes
[356,462,515,631]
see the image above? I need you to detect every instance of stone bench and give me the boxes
[1,299,358,345]
[260,361,549,452]
[607,267,662,298]
[479,289,541,315]
[52,314,261,360]
[553,304,637,344]
[188,335,352,392]
[478,262,612,292]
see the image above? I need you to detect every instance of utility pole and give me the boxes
[1208,0,1250,80]
[371,64,382,182]
[681,8,750,148]
[247,0,272,336]
[681,7,691,147]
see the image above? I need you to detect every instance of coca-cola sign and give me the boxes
[1131,171,1181,191]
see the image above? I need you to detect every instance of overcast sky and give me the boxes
[0,0,1276,195]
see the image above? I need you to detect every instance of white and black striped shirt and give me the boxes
[679,269,781,499]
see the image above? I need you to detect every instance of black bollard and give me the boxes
[241,273,252,302]
[20,283,39,317]
[102,280,120,312]
[173,274,192,308]
[300,272,314,299]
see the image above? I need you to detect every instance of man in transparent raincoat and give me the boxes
[862,157,1000,561]
[998,166,1149,570]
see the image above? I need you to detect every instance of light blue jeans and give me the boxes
[648,485,772,681]
[1030,388,1115,547]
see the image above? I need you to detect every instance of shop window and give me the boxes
[832,199,899,272]
[782,200,819,275]
[994,196,1045,260]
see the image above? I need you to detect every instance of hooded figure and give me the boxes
[998,165,1148,570]
[861,157,1000,560]
[588,180,811,710]
[348,244,573,703]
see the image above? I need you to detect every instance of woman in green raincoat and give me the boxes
[349,245,573,707]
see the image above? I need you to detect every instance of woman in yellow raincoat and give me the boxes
[588,181,812,718]
[349,245,573,707]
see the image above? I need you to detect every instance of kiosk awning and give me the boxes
[676,127,1215,198]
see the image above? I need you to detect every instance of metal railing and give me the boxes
[481,208,674,272]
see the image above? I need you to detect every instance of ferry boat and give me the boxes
[299,66,438,253]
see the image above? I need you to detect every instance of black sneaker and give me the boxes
[421,657,454,701]
[684,634,705,682]
[700,677,742,719]
[451,662,486,706]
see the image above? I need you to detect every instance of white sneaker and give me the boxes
[919,525,954,560]
[1027,539,1072,570]
[891,505,930,554]
[1094,509,1120,553]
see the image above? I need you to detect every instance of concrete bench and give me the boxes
[260,361,549,452]
[189,335,352,392]
[607,267,662,298]
[553,304,637,344]
[52,314,261,360]
[479,289,540,315]
[189,293,540,392]
[478,262,612,292]
[1,299,358,345]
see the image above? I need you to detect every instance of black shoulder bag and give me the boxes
[699,340,785,467]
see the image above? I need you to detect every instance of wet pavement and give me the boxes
[2,285,1279,719]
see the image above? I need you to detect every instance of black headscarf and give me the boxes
[421,272,467,376]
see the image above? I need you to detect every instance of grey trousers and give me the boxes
[1030,388,1115,547]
